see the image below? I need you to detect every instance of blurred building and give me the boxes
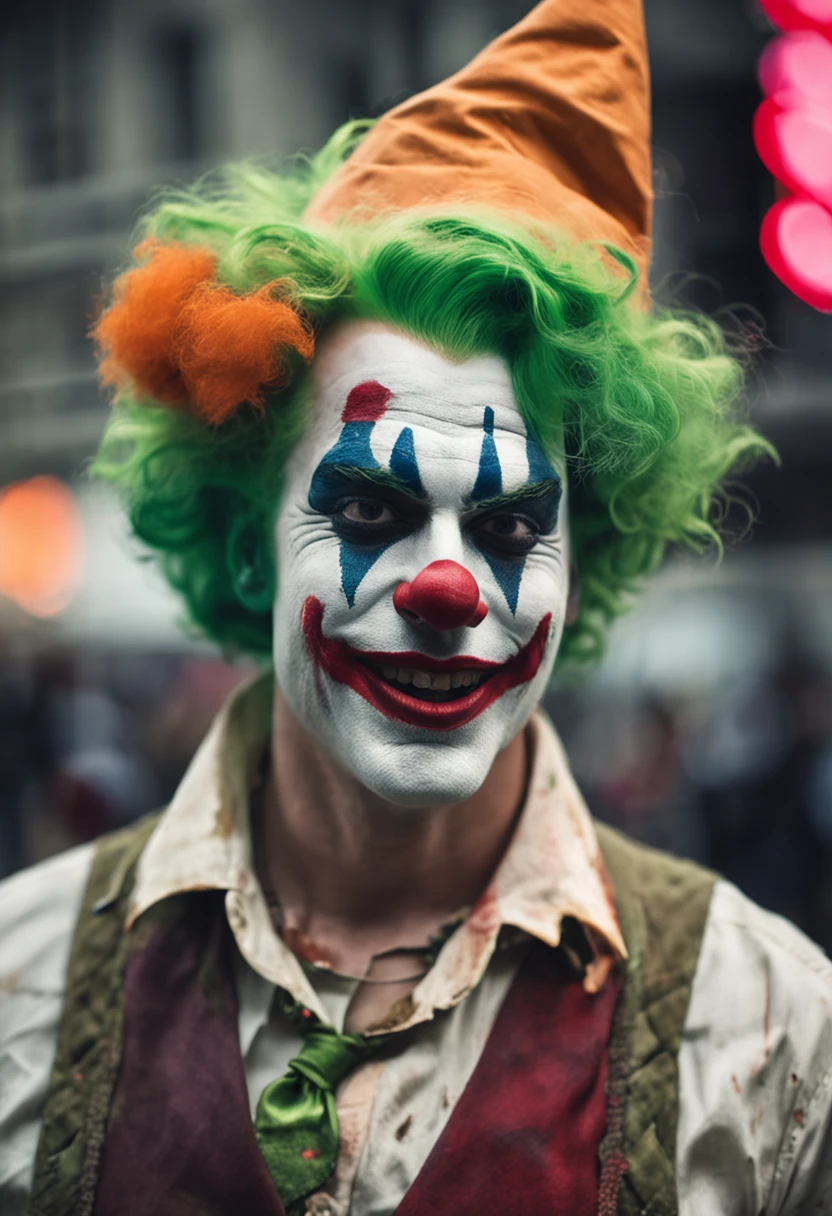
[0,0,518,629]
[2,0,830,525]
[1,0,832,950]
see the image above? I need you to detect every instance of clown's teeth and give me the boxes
[373,664,487,691]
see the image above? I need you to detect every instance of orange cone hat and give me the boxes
[305,0,653,283]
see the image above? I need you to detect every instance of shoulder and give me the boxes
[688,880,832,1099]
[695,877,832,1002]
[0,842,95,996]
[678,879,832,1215]
[688,878,832,1082]
[0,843,95,1206]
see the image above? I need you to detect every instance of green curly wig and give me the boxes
[92,122,771,666]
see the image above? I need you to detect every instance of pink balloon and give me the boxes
[760,196,832,311]
[759,31,832,111]
[759,0,832,35]
[754,98,832,209]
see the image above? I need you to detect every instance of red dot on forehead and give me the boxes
[342,380,393,423]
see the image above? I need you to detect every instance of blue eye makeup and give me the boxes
[308,415,428,606]
[307,401,561,613]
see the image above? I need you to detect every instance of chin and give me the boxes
[319,686,535,809]
[340,738,495,808]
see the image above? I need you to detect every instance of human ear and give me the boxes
[227,513,275,614]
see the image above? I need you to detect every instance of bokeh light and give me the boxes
[0,476,85,617]
[759,0,832,35]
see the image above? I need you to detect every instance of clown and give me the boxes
[2,1,832,1214]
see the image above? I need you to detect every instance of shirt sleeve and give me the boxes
[677,878,832,1215]
[0,844,94,1213]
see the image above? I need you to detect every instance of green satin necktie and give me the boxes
[254,1014,371,1207]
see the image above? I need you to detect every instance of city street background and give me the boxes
[2,0,832,950]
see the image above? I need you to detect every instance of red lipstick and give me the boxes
[302,596,551,731]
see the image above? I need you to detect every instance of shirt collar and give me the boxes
[129,672,626,1033]
[129,671,271,917]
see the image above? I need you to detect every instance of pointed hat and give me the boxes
[304,0,653,283]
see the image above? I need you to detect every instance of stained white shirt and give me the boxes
[2,679,832,1214]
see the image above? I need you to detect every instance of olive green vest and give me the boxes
[28,815,715,1216]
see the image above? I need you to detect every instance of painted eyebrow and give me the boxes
[322,463,428,499]
[467,477,562,512]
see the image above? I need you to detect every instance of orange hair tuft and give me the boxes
[93,239,316,424]
[178,283,315,425]
[94,239,217,405]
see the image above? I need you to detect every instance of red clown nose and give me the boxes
[393,560,488,630]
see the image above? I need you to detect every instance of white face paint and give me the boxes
[272,321,570,807]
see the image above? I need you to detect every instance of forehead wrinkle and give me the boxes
[308,383,526,449]
[311,340,524,435]
[401,448,530,509]
[383,404,524,436]
[402,424,529,467]
[318,352,513,395]
[373,406,529,456]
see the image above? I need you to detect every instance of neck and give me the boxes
[259,689,530,976]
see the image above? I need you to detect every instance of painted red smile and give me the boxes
[302,596,551,731]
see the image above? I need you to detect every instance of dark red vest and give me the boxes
[93,894,621,1216]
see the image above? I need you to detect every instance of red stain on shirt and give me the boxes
[468,888,500,936]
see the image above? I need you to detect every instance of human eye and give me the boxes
[471,512,540,559]
[338,498,398,525]
[330,496,412,546]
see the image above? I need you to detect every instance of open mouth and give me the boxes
[361,661,490,703]
[302,596,551,730]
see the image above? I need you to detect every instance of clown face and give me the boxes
[272,321,570,806]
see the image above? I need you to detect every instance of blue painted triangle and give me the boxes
[472,407,502,501]
[482,552,524,615]
[340,541,393,608]
[389,426,424,496]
